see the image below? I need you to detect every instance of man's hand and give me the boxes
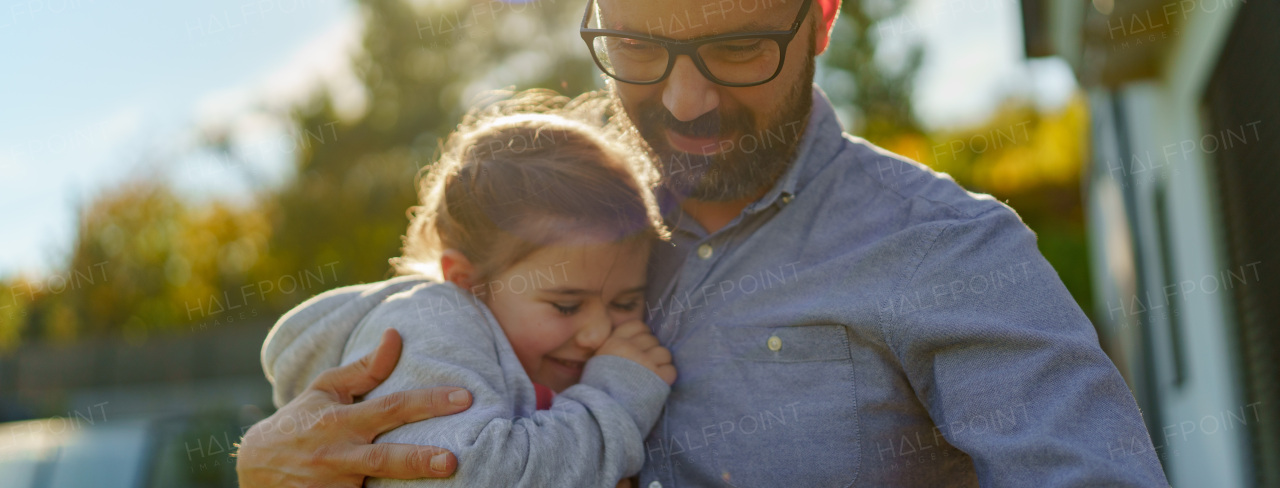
[597,320,677,385]
[236,328,473,487]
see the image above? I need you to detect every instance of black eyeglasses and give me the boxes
[579,0,814,87]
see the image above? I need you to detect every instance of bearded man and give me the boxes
[235,0,1169,486]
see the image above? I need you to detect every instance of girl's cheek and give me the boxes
[518,317,556,360]
[529,315,572,352]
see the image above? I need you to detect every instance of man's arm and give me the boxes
[235,329,474,488]
[883,207,1169,486]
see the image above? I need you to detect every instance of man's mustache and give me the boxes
[638,104,750,140]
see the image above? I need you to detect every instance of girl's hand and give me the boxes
[596,320,677,385]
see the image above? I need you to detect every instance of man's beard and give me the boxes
[616,43,816,202]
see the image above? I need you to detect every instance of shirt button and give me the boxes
[648,482,662,488]
[697,244,713,260]
[767,335,782,351]
[781,194,794,204]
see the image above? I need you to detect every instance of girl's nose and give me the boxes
[574,311,611,351]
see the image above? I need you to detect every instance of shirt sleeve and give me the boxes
[881,206,1169,487]
[346,286,671,488]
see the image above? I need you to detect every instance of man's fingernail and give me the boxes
[430,452,447,472]
[448,390,469,406]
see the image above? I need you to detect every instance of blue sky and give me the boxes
[0,0,1075,278]
[0,0,356,276]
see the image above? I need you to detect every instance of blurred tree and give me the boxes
[0,179,272,346]
[1,0,603,345]
[261,0,601,293]
[820,0,926,144]
[1,0,1094,345]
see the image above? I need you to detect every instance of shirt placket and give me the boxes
[655,218,753,488]
[657,220,740,350]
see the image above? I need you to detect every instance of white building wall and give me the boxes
[1085,2,1253,486]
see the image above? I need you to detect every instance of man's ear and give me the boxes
[814,8,832,56]
[440,249,476,290]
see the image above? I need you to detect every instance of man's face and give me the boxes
[597,0,821,202]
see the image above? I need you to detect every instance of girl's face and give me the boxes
[480,239,650,393]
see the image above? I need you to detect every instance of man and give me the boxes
[236,0,1170,485]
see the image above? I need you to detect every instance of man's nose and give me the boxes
[662,55,720,122]
[574,311,611,351]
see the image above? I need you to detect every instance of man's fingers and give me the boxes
[345,387,472,437]
[332,443,458,479]
[314,328,404,403]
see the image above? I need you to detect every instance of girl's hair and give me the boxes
[392,89,668,287]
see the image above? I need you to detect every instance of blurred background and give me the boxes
[0,0,1274,486]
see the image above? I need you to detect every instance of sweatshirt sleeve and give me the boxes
[344,284,671,488]
[261,276,432,408]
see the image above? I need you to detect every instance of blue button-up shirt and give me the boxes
[638,86,1168,487]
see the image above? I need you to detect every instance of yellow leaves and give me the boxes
[912,93,1090,197]
[0,282,29,353]
[0,176,283,343]
[977,146,1035,196]
[47,301,78,344]
[880,132,933,169]
[165,255,192,287]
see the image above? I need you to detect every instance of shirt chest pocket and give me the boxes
[675,324,861,487]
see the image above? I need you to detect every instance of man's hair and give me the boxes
[393,89,668,286]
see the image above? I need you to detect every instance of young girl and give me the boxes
[261,91,674,487]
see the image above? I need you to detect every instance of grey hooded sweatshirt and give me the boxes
[261,276,671,487]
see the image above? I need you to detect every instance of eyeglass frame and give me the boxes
[578,0,815,87]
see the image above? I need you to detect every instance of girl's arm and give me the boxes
[346,285,670,488]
